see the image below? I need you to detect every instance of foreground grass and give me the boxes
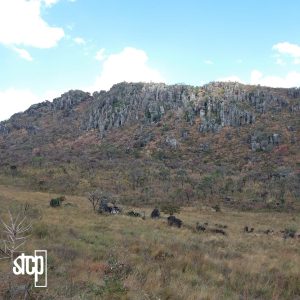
[0,184,300,299]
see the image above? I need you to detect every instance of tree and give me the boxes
[184,185,194,202]
[161,203,181,216]
[0,210,32,295]
[87,189,109,212]
[176,169,188,188]
[129,168,146,190]
[10,165,17,177]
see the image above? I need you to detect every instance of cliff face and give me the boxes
[0,82,298,138]
[83,81,298,136]
[0,82,299,210]
[84,82,256,136]
[85,83,299,134]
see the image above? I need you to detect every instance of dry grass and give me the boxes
[0,184,300,299]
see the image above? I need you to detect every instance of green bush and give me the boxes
[161,202,181,215]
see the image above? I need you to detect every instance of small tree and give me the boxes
[10,165,17,177]
[0,210,32,294]
[129,168,146,190]
[160,203,181,216]
[87,189,109,212]
[176,169,188,188]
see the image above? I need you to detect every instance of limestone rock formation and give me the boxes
[1,82,298,140]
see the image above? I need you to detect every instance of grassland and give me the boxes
[0,184,300,299]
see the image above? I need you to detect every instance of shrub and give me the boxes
[284,227,297,238]
[161,203,181,215]
[213,204,221,212]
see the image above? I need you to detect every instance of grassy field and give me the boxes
[0,184,300,299]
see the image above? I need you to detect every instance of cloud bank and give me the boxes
[0,0,64,60]
[91,47,164,91]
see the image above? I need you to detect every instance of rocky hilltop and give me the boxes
[0,82,299,210]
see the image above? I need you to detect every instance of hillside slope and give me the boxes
[0,82,299,209]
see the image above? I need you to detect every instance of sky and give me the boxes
[0,0,300,121]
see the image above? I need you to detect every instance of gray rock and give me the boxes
[181,129,189,139]
[199,143,210,152]
[81,81,298,138]
[251,141,261,151]
[52,90,91,110]
[249,132,280,151]
[165,136,178,148]
[0,122,9,134]
[287,126,295,132]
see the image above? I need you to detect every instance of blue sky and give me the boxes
[0,0,300,120]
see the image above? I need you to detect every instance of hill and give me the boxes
[0,81,299,210]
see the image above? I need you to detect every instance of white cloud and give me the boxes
[91,47,164,91]
[0,87,69,121]
[73,37,86,45]
[273,42,300,58]
[273,42,300,65]
[250,69,300,88]
[0,0,64,49]
[217,75,244,83]
[0,88,39,121]
[42,0,60,7]
[95,48,106,61]
[12,46,33,61]
[250,70,263,84]
[219,70,300,88]
[204,59,213,65]
[42,89,65,101]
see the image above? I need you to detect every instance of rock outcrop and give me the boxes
[82,81,298,137]
[0,82,298,140]
[52,90,91,110]
[84,82,196,136]
[249,132,280,151]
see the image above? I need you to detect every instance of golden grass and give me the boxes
[0,184,300,299]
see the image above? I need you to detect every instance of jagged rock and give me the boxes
[291,134,296,144]
[180,129,189,139]
[251,141,261,151]
[26,125,39,135]
[249,132,280,151]
[0,122,9,134]
[84,82,260,136]
[0,90,92,135]
[271,133,280,145]
[25,100,52,116]
[199,119,221,133]
[52,90,91,110]
[3,81,285,139]
[288,88,300,98]
[165,136,178,148]
[84,82,198,136]
[199,143,210,152]
[287,126,295,132]
[0,82,297,146]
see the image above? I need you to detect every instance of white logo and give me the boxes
[13,250,47,287]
